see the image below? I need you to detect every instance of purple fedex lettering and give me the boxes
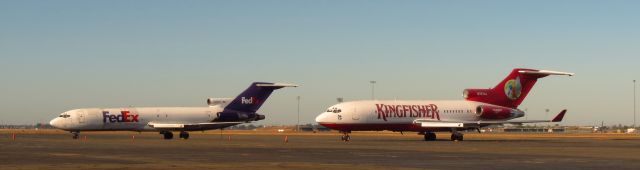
[241,97,261,105]
[102,110,140,123]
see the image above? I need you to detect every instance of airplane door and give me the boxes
[78,110,85,124]
[206,111,214,121]
[352,106,360,120]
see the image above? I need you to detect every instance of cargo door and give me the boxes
[352,106,360,120]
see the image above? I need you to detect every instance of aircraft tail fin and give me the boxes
[463,68,573,108]
[223,82,298,113]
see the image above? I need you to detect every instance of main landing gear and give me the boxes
[423,132,436,141]
[179,131,189,139]
[420,131,463,141]
[160,131,173,139]
[450,132,464,141]
[340,131,351,142]
[160,131,190,140]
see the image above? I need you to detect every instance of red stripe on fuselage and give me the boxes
[318,123,469,132]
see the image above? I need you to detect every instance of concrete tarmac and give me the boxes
[1,130,639,170]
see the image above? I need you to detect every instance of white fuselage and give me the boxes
[315,100,523,132]
[50,106,223,131]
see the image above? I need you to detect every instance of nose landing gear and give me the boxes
[340,131,351,142]
[71,131,80,139]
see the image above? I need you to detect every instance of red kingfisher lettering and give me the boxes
[376,104,440,121]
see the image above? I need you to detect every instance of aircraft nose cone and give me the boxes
[315,113,328,123]
[49,118,60,129]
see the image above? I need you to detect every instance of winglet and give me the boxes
[551,109,567,122]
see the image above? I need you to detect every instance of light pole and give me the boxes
[634,80,636,128]
[297,96,300,131]
[545,109,550,127]
[545,108,549,118]
[370,81,376,100]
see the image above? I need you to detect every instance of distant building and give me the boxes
[299,124,331,132]
[503,128,565,133]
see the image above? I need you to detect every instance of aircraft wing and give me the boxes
[414,110,566,128]
[148,122,243,131]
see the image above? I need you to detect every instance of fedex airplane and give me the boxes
[315,68,573,141]
[49,82,297,139]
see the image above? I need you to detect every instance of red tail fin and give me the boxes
[463,68,573,108]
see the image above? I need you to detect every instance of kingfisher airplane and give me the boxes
[315,68,573,141]
[49,82,297,139]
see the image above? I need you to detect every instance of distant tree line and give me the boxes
[0,123,54,129]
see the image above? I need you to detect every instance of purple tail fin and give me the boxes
[224,82,297,113]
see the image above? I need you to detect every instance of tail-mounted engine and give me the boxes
[207,98,232,106]
[475,105,524,120]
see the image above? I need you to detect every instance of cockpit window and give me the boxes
[327,107,342,113]
[59,113,71,118]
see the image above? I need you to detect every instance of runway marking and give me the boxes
[49,153,81,157]
[437,155,463,158]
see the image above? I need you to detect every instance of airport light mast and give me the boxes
[545,109,550,127]
[297,96,300,131]
[370,81,376,100]
[634,80,636,129]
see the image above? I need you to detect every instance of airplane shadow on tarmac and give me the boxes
[355,138,554,143]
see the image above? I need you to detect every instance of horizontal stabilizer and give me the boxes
[518,70,574,76]
[256,83,299,88]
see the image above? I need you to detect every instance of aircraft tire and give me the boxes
[424,132,436,141]
[179,131,189,139]
[163,132,174,140]
[72,132,80,139]
[341,135,351,142]
[450,133,463,141]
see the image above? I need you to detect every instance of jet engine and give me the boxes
[475,105,524,120]
[207,98,232,106]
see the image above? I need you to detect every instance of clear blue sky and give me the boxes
[1,1,639,126]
